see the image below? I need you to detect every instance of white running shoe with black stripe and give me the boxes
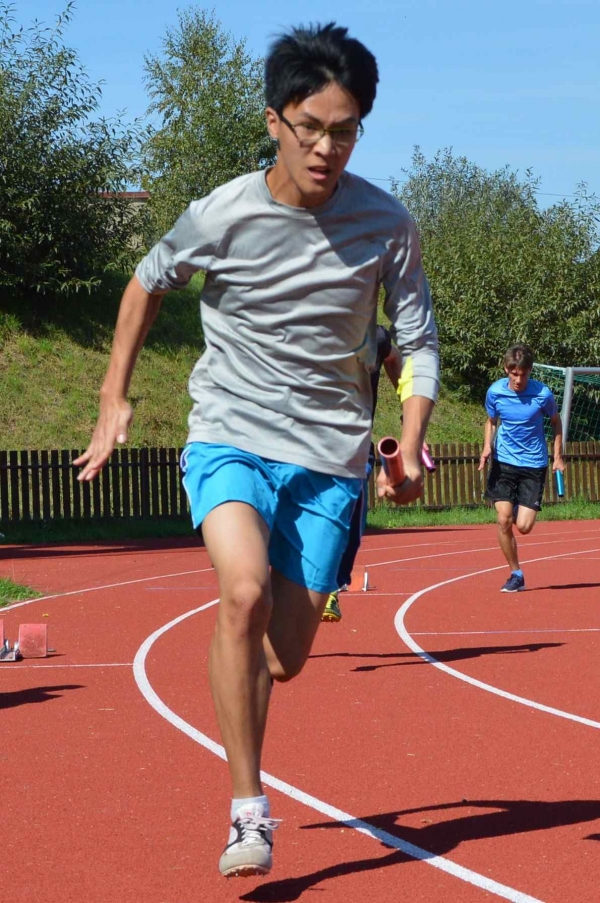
[218,803,280,878]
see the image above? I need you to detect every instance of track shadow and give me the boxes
[532,583,600,591]
[0,684,84,709]
[365,526,472,535]
[311,642,563,672]
[241,798,600,902]
[0,536,205,562]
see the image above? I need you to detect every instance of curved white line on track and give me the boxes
[369,530,600,570]
[133,604,542,902]
[360,523,600,557]
[0,567,214,611]
[396,546,600,730]
[5,537,596,899]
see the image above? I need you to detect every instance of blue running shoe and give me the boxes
[501,573,525,593]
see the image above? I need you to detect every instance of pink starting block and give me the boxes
[18,623,48,658]
[0,620,4,647]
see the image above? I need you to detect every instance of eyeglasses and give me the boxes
[279,113,364,148]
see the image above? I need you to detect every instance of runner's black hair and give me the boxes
[265,23,378,120]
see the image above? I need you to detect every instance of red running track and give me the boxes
[1,521,600,902]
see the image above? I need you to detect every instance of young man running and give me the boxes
[75,23,439,877]
[479,344,564,592]
[322,325,403,621]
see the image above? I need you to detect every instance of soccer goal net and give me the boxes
[532,364,600,442]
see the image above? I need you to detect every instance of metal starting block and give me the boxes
[0,638,22,662]
[0,623,50,662]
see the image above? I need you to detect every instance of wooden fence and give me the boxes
[0,448,187,523]
[1,443,600,524]
[369,442,600,510]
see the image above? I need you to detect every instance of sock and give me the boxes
[512,569,523,577]
[231,795,269,821]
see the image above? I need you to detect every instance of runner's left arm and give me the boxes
[380,210,439,503]
[479,416,497,471]
[382,343,403,392]
[550,413,565,473]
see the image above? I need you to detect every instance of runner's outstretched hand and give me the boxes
[74,396,133,481]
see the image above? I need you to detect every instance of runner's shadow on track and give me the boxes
[365,527,468,535]
[0,684,84,709]
[311,642,563,671]
[532,583,600,590]
[240,798,600,902]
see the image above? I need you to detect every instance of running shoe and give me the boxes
[218,803,280,878]
[500,573,525,593]
[321,590,342,622]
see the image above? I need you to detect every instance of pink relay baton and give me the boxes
[377,436,406,485]
[421,443,436,473]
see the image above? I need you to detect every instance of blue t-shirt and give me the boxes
[485,377,557,468]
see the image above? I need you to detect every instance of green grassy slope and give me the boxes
[375,377,486,446]
[1,276,486,451]
[1,275,204,450]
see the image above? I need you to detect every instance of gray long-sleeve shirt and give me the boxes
[136,169,439,479]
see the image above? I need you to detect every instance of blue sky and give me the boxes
[19,0,600,205]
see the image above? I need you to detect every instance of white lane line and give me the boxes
[3,528,592,613]
[369,532,600,570]
[344,592,412,597]
[133,604,543,903]
[146,586,216,591]
[0,567,214,611]
[360,523,600,557]
[1,527,594,611]
[395,546,600,730]
[413,629,600,636]
[7,662,133,669]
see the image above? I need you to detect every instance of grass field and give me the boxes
[369,497,600,529]
[0,577,41,607]
[0,274,203,451]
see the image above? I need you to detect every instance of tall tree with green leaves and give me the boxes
[142,8,275,238]
[394,148,600,395]
[0,2,145,296]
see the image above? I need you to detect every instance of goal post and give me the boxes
[532,364,600,446]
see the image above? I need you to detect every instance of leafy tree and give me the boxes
[142,8,275,238]
[0,2,145,296]
[394,148,600,394]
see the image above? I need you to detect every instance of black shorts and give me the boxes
[485,459,547,511]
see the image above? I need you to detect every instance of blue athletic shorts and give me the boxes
[180,442,362,594]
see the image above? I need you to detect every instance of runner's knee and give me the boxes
[219,578,271,636]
